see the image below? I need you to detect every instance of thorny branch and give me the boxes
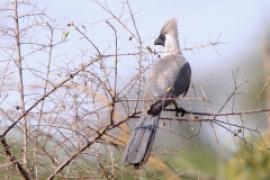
[13,0,29,169]
[0,55,106,138]
[1,138,33,180]
[106,20,118,125]
[46,111,139,180]
[45,102,270,179]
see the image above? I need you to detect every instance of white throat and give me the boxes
[164,34,181,56]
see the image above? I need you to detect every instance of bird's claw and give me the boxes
[175,107,186,117]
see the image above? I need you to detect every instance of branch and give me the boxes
[1,138,33,180]
[0,55,106,138]
[46,111,139,180]
[13,0,29,168]
[106,20,118,125]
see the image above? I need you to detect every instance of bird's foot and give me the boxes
[172,101,186,117]
[176,107,186,117]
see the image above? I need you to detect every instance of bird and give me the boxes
[123,18,191,168]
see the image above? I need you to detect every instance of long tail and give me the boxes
[123,114,159,168]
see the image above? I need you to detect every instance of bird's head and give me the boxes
[154,18,178,46]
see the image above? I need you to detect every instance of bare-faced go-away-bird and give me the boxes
[123,18,192,168]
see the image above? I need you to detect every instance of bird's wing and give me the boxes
[145,54,191,115]
[171,60,191,97]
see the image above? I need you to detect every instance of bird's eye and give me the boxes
[159,34,165,41]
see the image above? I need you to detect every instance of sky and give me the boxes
[37,0,270,80]
[38,0,270,104]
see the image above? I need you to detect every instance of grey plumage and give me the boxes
[123,115,159,168]
[123,18,191,168]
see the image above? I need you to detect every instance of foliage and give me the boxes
[226,140,270,180]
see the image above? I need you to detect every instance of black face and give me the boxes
[154,33,165,46]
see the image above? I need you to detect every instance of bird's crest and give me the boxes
[161,18,178,35]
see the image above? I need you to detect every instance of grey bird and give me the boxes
[123,18,191,168]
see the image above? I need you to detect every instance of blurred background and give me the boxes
[1,0,270,179]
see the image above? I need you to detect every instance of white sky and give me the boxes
[38,0,270,76]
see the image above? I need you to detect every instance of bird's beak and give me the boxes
[154,34,165,46]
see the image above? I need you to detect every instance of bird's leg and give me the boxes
[172,101,186,117]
